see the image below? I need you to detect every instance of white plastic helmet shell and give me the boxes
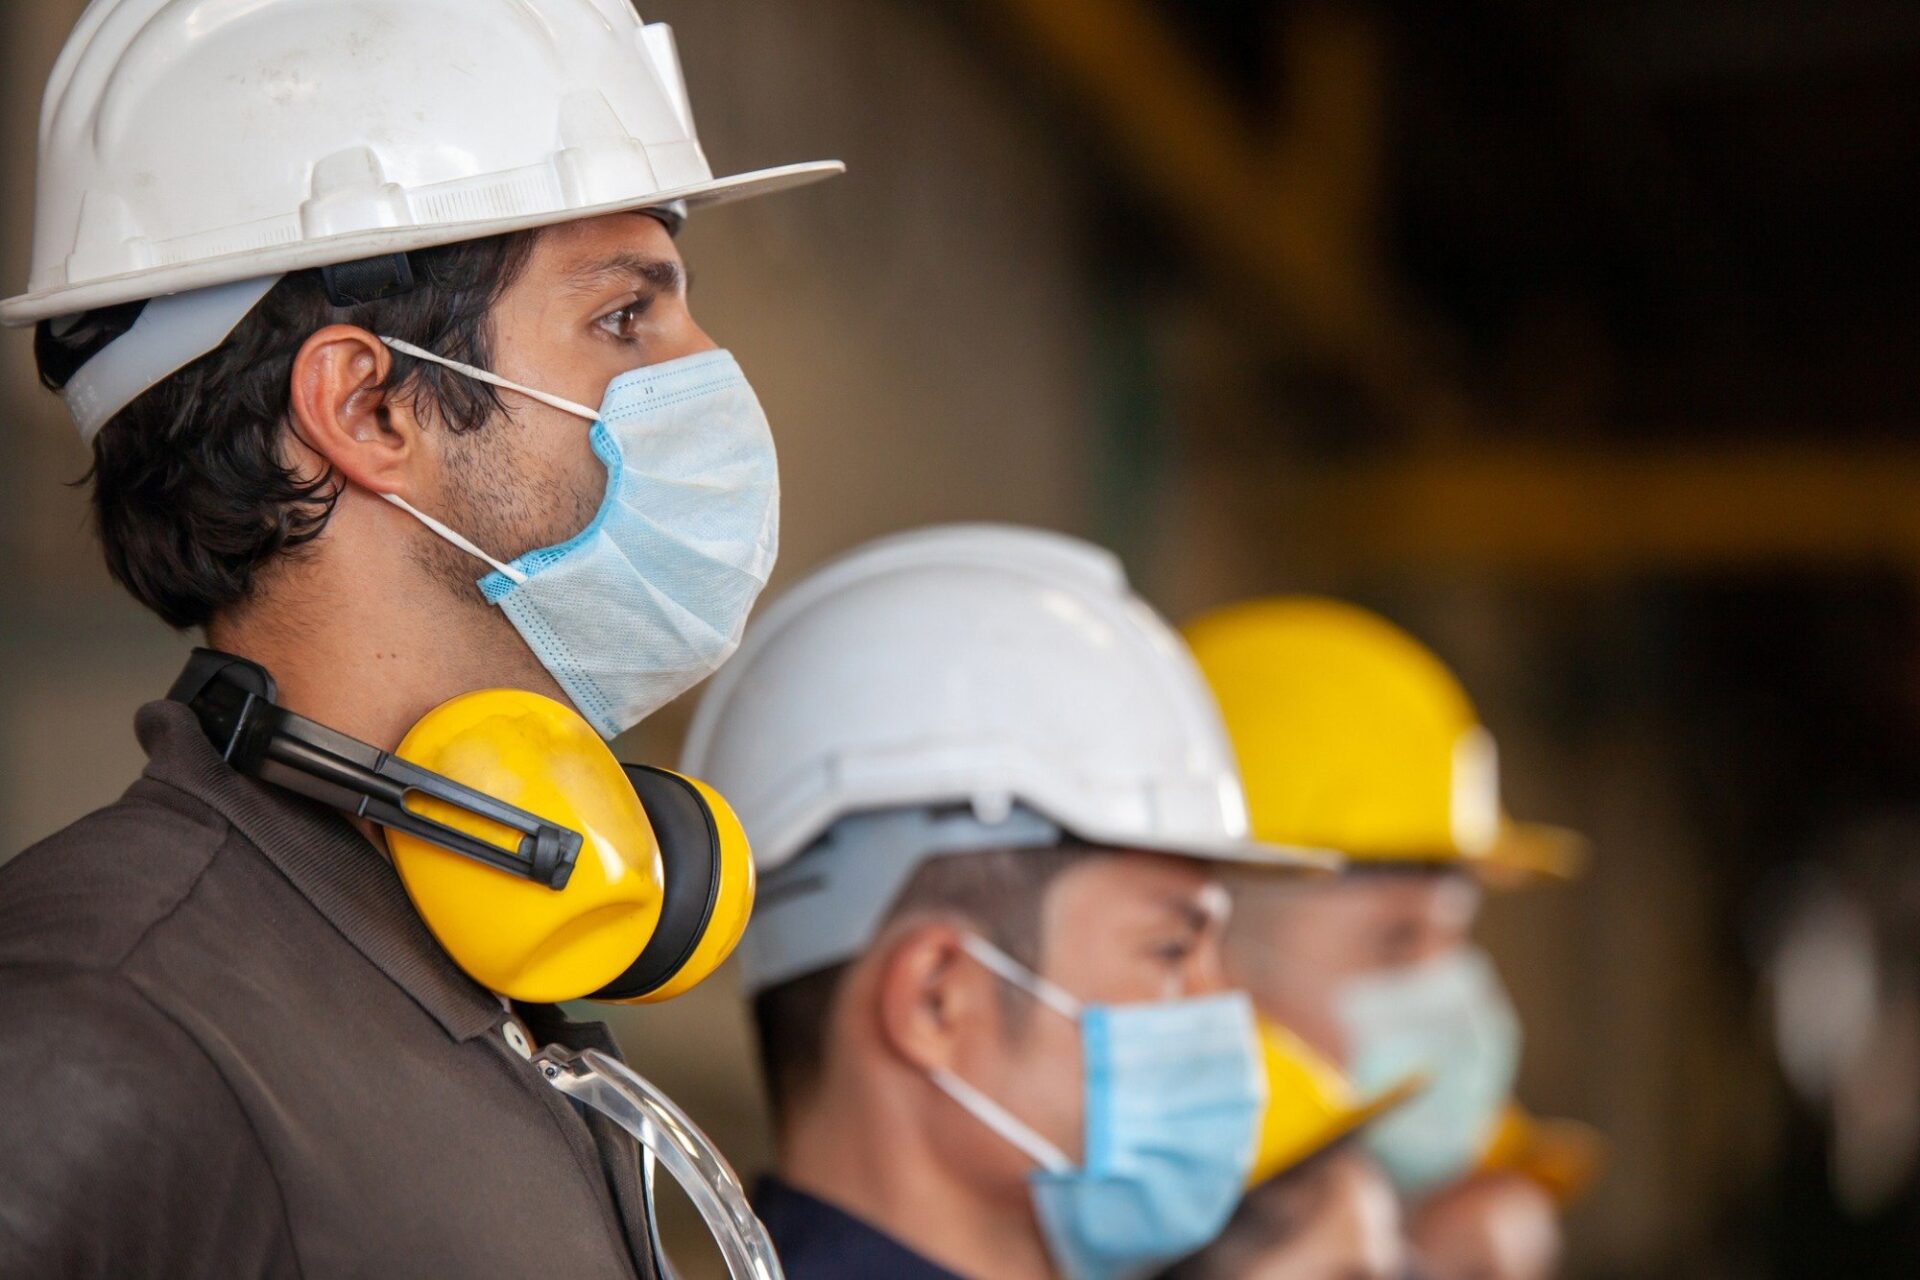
[681,524,1337,875]
[1,0,842,324]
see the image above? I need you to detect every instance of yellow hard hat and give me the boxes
[1250,1017,1424,1186]
[1478,1104,1607,1206]
[391,689,755,1004]
[1184,597,1585,879]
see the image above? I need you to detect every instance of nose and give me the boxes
[1189,933,1235,996]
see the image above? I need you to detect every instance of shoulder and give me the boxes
[0,965,233,1115]
[0,779,230,973]
[0,969,289,1277]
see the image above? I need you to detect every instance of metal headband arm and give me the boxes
[170,648,580,890]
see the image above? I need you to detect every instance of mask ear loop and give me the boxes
[928,1067,1075,1174]
[380,335,600,421]
[372,336,602,587]
[959,933,1083,1020]
[383,494,528,585]
[923,933,1083,1174]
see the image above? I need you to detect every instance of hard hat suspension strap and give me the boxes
[321,254,417,309]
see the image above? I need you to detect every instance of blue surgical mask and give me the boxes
[1336,946,1520,1196]
[929,934,1264,1280]
[380,339,778,737]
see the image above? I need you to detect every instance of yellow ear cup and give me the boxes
[612,773,755,1004]
[1251,1017,1425,1187]
[390,689,665,1003]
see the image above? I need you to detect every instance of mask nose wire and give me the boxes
[372,336,603,586]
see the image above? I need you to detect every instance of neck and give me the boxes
[206,492,561,752]
[780,1067,1058,1280]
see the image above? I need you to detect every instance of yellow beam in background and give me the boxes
[981,0,1459,431]
[1216,447,1920,575]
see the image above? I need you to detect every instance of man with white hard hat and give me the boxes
[0,2,839,1275]
[681,524,1339,1280]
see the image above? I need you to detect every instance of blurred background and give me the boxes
[4,1,1919,1276]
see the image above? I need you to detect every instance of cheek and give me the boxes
[985,1009,1087,1163]
[1254,970,1350,1064]
[540,422,609,543]
[495,417,607,551]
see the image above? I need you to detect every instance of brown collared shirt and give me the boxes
[0,701,662,1279]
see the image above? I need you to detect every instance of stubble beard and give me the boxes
[412,416,607,691]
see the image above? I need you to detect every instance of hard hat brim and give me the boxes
[1253,1072,1426,1186]
[1473,820,1589,883]
[1328,819,1588,884]
[1309,1073,1427,1162]
[1478,1109,1608,1206]
[1099,829,1344,874]
[1,160,846,326]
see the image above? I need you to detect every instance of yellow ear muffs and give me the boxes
[387,690,753,1005]
[389,689,667,1003]
[595,768,756,1005]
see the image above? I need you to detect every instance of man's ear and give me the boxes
[871,920,1000,1075]
[286,325,418,496]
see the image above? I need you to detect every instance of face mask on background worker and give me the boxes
[1337,946,1522,1196]
[927,933,1266,1280]
[380,338,779,738]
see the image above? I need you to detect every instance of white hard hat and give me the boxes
[681,524,1339,879]
[5,0,842,432]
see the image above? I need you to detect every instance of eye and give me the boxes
[595,296,654,341]
[1151,938,1198,966]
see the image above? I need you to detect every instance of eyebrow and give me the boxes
[1163,889,1229,936]
[561,251,686,298]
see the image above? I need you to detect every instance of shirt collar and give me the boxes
[136,698,504,1043]
[752,1177,970,1280]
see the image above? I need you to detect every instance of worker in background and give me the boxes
[1162,1020,1420,1280]
[0,1,840,1274]
[681,524,1338,1280]
[1185,597,1606,1280]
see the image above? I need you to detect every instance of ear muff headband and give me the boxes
[170,648,582,888]
[169,648,751,1004]
[592,765,722,1001]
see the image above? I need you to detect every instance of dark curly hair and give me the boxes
[36,233,538,629]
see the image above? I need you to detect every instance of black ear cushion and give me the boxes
[590,765,722,1001]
